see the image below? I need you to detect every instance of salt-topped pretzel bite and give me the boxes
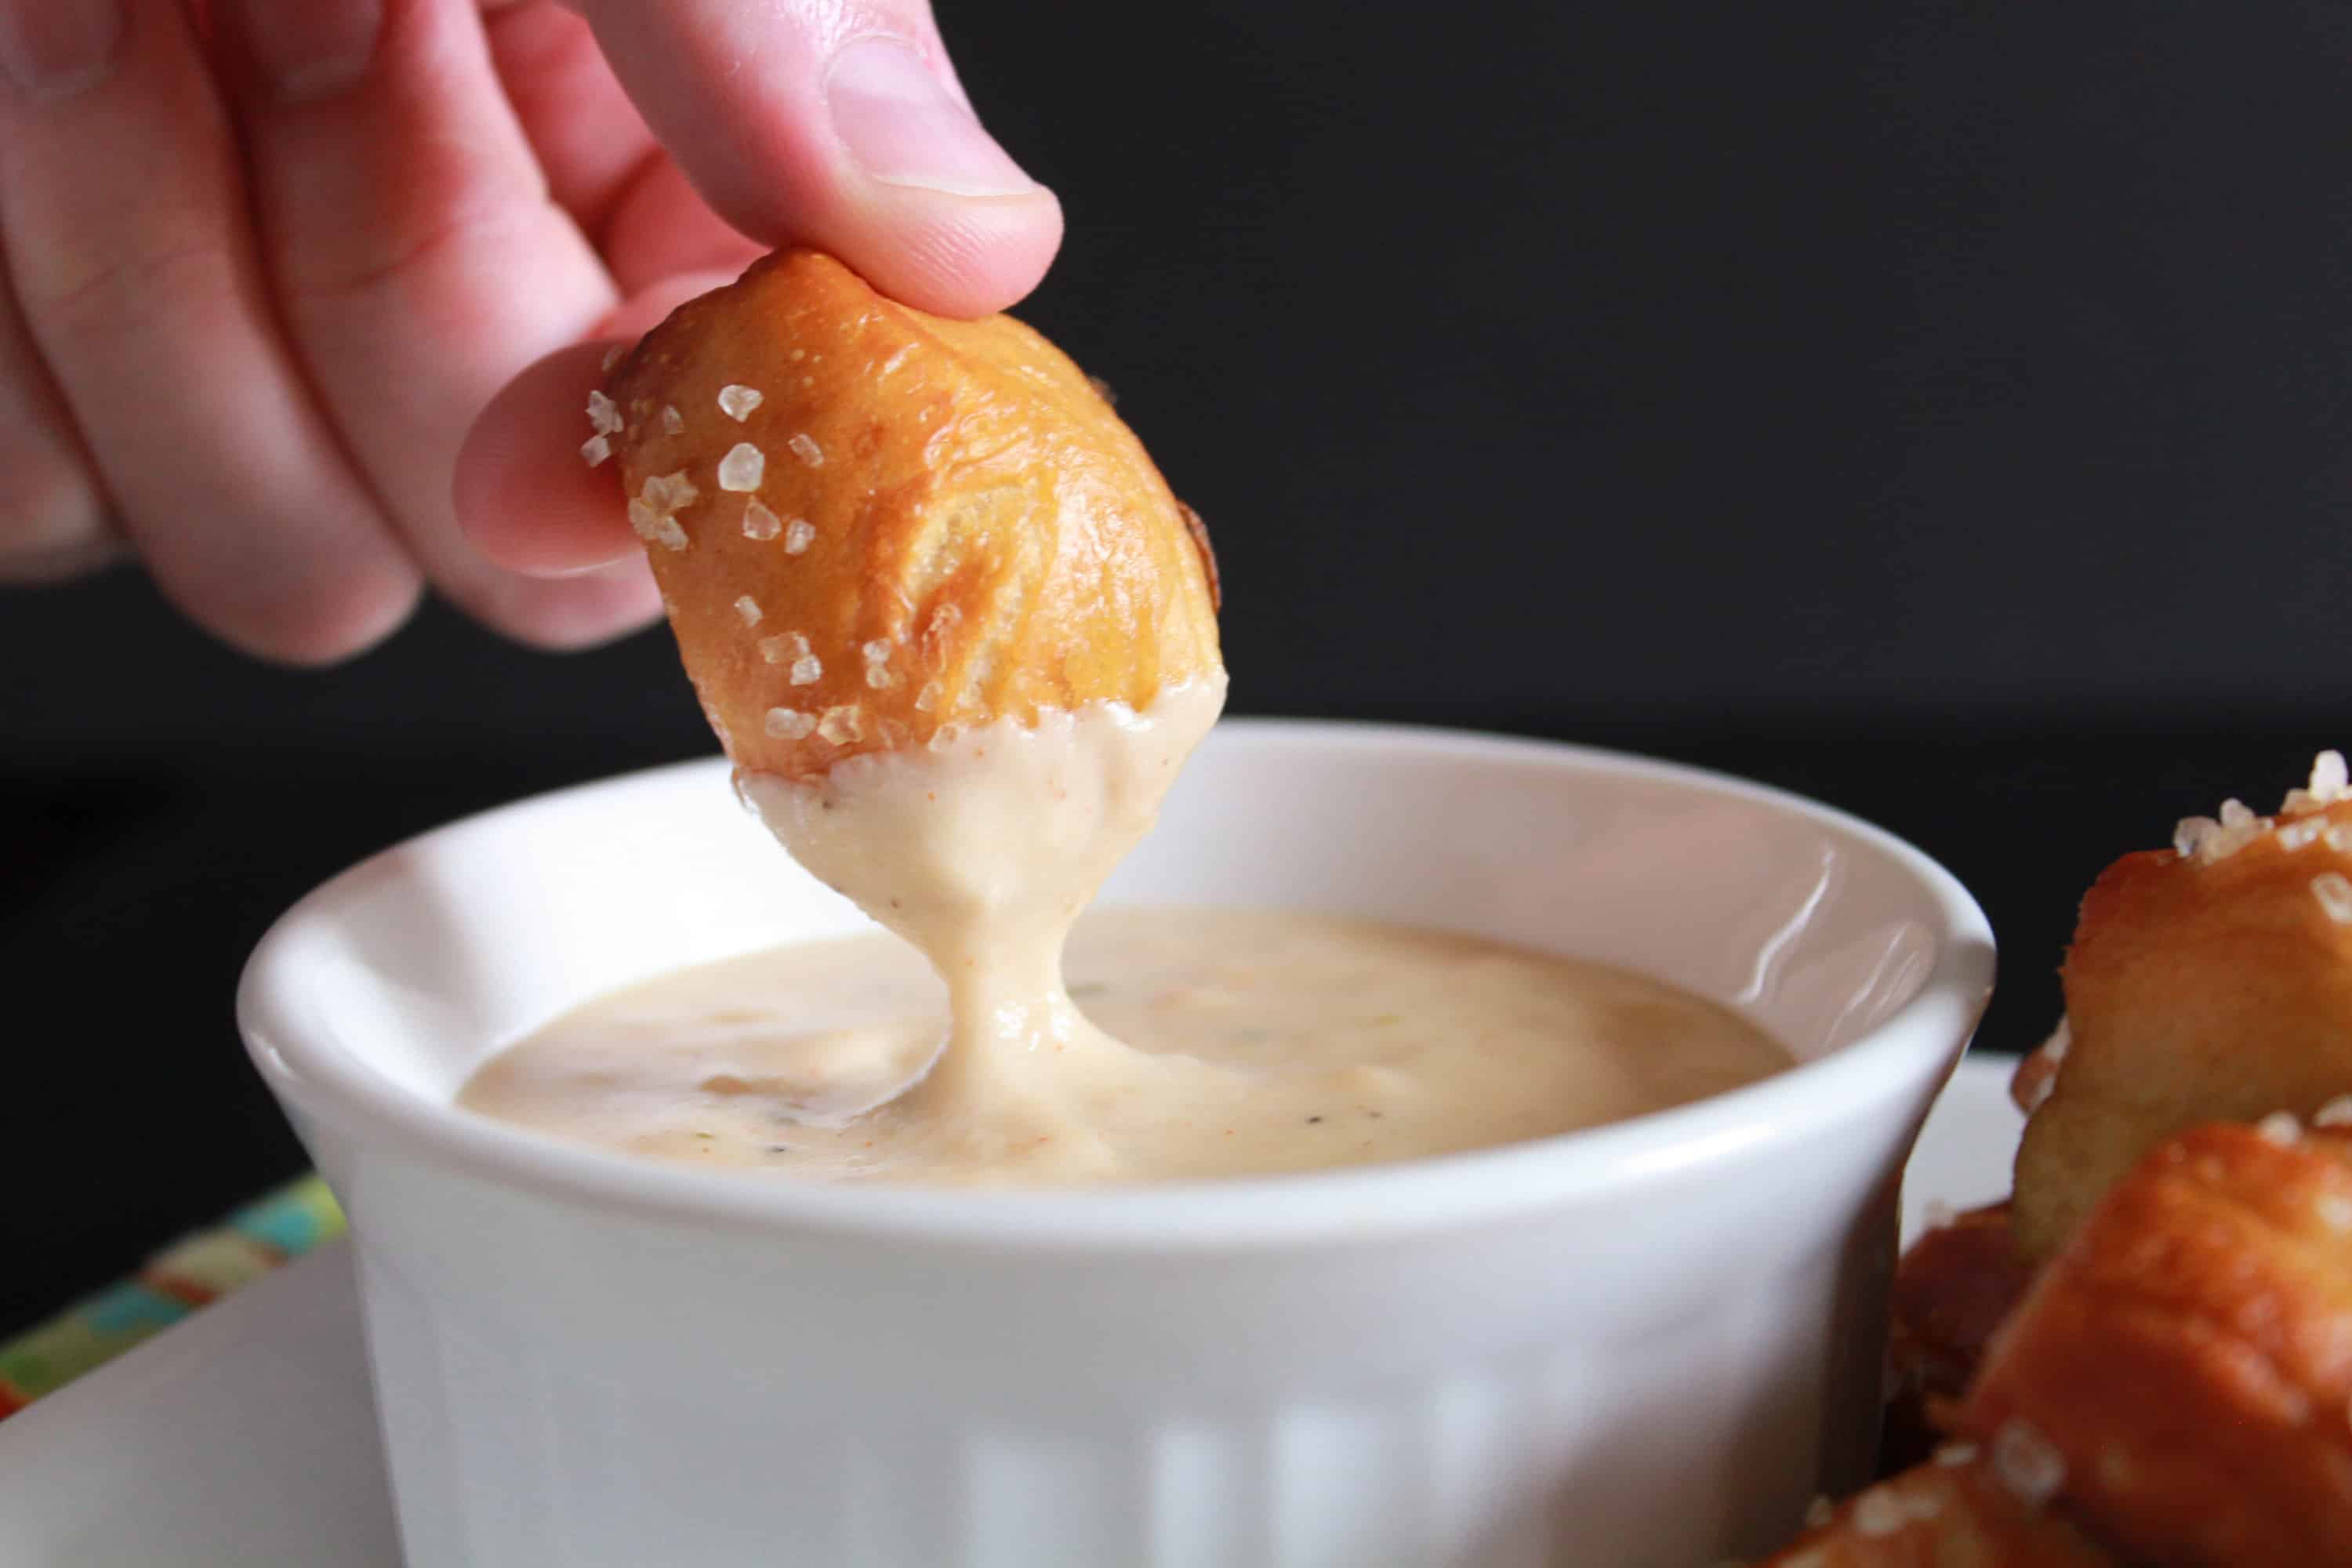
[1964,1117,2352,1566]
[2013,750,2352,1258]
[596,249,1222,778]
[1756,1450,2115,1568]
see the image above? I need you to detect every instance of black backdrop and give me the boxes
[8,2,2352,1334]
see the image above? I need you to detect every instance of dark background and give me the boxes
[7,2,2351,1336]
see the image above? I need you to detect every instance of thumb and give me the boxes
[569,0,1062,318]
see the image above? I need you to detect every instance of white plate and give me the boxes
[0,1057,2022,1568]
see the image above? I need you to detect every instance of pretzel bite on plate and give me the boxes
[1757,1452,2115,1568]
[2014,752,2352,1259]
[1963,1119,2352,1566]
[1882,1203,2034,1471]
[597,249,1223,781]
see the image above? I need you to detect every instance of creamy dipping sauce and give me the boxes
[461,908,1791,1184]
[462,682,1788,1182]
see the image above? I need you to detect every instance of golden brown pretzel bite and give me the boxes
[1756,1452,2115,1568]
[599,249,1223,780]
[1882,1203,2034,1472]
[2013,753,2352,1258]
[1964,1120,2352,1566]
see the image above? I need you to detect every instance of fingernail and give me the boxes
[0,0,124,101]
[827,37,1042,198]
[224,0,382,102]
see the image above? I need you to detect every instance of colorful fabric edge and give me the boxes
[0,1174,344,1418]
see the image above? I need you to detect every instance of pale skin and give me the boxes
[0,0,1062,661]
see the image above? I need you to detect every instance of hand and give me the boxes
[0,0,1062,662]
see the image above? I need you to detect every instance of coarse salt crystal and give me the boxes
[2315,872,2352,924]
[1991,1420,2065,1506]
[1851,1490,1904,1538]
[717,442,765,492]
[1935,1442,1979,1467]
[579,434,612,467]
[717,384,764,421]
[2281,818,2328,851]
[641,472,699,513]
[790,655,822,686]
[626,498,659,539]
[913,680,941,713]
[758,633,807,666]
[660,405,684,435]
[742,499,781,541]
[2184,806,2269,864]
[788,433,823,467]
[784,518,815,554]
[600,345,624,373]
[648,516,687,551]
[2259,1110,2303,1145]
[733,596,761,626]
[2319,1194,2352,1232]
[928,723,963,753]
[2316,750,2350,800]
[2315,1094,2352,1127]
[586,390,622,434]
[2329,824,2352,855]
[817,705,862,744]
[764,708,814,740]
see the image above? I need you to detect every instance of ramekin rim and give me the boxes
[237,719,1995,1251]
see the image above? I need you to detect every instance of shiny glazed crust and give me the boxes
[1756,1457,2115,1567]
[2013,788,2352,1259]
[1963,1122,2352,1566]
[604,250,1223,779]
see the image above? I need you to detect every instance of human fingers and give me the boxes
[215,0,659,649]
[477,2,761,296]
[0,0,420,662]
[0,231,116,583]
[570,0,1062,318]
[455,267,742,577]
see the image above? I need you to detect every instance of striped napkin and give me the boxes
[0,1176,345,1419]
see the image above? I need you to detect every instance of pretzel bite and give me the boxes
[598,249,1223,779]
[1757,1452,2115,1568]
[1963,1120,2352,1566]
[2013,752,2352,1258]
[1882,1203,2034,1471]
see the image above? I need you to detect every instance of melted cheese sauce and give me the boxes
[459,682,1789,1183]
[460,908,1791,1184]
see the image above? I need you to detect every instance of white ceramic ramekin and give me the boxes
[238,721,1992,1568]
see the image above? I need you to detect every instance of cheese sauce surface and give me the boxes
[461,685,1788,1183]
[460,908,1790,1185]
